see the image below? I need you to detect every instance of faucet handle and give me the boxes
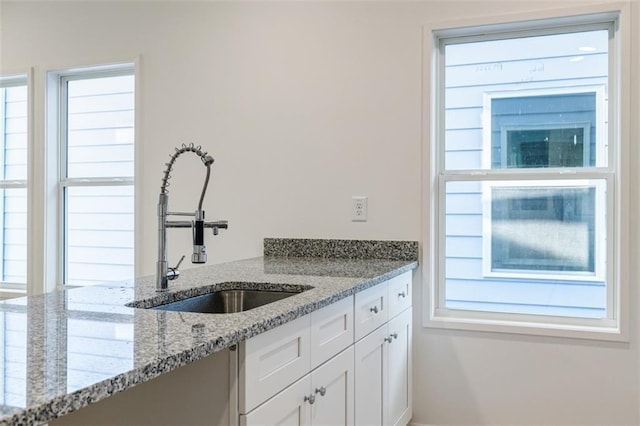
[167,255,186,280]
[174,255,186,269]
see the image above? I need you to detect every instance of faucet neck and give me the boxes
[157,193,170,291]
[155,144,223,292]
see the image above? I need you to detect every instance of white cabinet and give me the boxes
[387,308,412,426]
[240,374,310,426]
[239,314,311,413]
[238,296,354,416]
[310,346,354,426]
[238,270,412,426]
[387,272,412,319]
[354,271,412,426]
[310,296,354,369]
[354,283,388,341]
[241,346,354,426]
[354,325,388,426]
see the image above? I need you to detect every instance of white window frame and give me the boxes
[0,72,31,298]
[424,6,630,341]
[47,63,135,289]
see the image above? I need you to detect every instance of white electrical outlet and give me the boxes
[352,196,367,222]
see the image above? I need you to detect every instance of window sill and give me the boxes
[425,308,627,342]
[0,289,26,300]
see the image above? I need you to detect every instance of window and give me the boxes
[55,67,135,287]
[429,11,626,338]
[483,180,605,282]
[481,87,606,282]
[0,75,28,292]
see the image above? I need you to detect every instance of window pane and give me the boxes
[491,186,595,272]
[0,188,27,284]
[2,85,28,181]
[444,179,606,318]
[444,30,608,170]
[66,74,134,178]
[62,69,135,288]
[65,186,134,286]
[0,81,28,286]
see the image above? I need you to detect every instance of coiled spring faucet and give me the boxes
[157,143,228,291]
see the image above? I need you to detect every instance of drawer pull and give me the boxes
[390,332,398,340]
[384,336,393,343]
[304,394,316,405]
[398,291,407,298]
[370,306,379,314]
[315,386,327,397]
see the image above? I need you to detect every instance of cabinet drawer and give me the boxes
[240,373,311,426]
[311,295,354,369]
[387,272,412,319]
[239,314,311,413]
[354,283,388,341]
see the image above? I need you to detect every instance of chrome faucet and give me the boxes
[156,143,228,291]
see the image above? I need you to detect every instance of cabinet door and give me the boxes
[310,296,354,369]
[310,347,354,426]
[354,326,388,426]
[240,375,311,426]
[387,308,412,426]
[240,315,311,413]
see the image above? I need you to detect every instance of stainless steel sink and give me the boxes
[150,289,302,314]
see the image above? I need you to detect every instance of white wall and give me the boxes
[1,1,638,424]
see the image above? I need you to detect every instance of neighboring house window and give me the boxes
[0,75,28,292]
[57,68,135,286]
[430,11,625,338]
[484,180,605,281]
[481,88,606,281]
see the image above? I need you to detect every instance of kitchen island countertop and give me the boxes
[0,240,418,426]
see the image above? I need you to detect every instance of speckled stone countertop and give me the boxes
[0,239,418,426]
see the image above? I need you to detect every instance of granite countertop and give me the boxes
[0,238,418,426]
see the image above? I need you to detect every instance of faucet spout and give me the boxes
[156,144,228,292]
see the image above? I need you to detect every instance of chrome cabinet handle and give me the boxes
[304,394,316,405]
[390,332,398,339]
[315,386,327,396]
[398,291,407,298]
[370,306,379,314]
[384,336,393,343]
